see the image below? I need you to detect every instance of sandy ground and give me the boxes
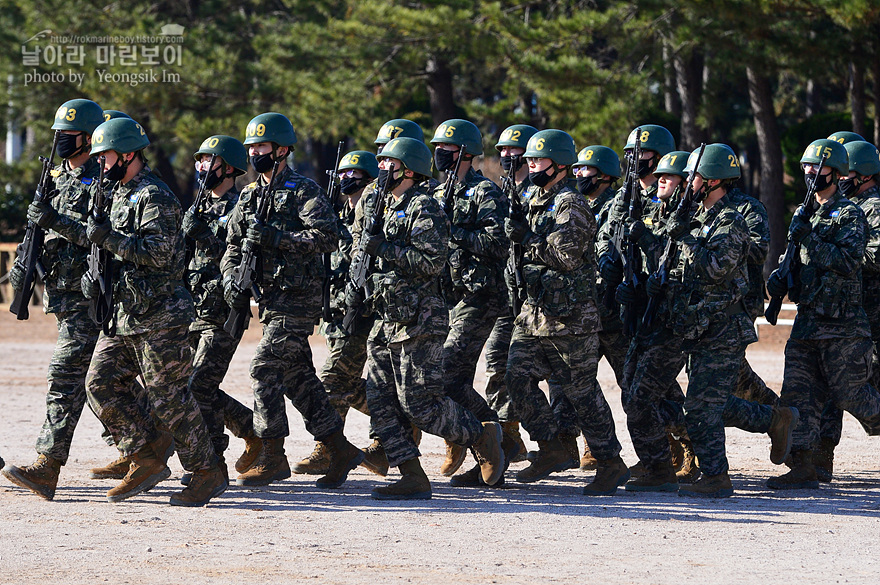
[0,308,878,585]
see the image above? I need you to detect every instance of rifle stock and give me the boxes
[620,129,642,337]
[322,141,345,323]
[86,156,116,335]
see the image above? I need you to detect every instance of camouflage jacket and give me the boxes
[432,167,508,302]
[322,197,366,339]
[221,165,338,328]
[595,180,660,261]
[728,188,770,322]
[504,175,531,311]
[40,157,101,313]
[588,185,622,332]
[516,180,598,337]
[850,185,880,338]
[668,192,755,348]
[790,190,870,340]
[185,188,239,331]
[103,166,195,335]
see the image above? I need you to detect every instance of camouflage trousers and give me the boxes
[35,310,116,464]
[484,314,516,422]
[780,336,880,451]
[319,329,370,420]
[250,315,342,440]
[188,326,254,455]
[732,356,779,406]
[85,324,217,471]
[506,330,621,460]
[441,293,505,423]
[366,329,484,468]
[552,328,630,438]
[817,337,880,445]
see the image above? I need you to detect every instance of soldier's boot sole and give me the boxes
[169,481,227,507]
[450,463,506,488]
[1,465,56,500]
[815,467,833,483]
[766,476,820,490]
[583,468,630,496]
[107,467,171,503]
[235,465,292,487]
[89,455,132,480]
[440,441,468,477]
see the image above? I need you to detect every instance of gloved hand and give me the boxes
[8,262,25,292]
[646,273,664,297]
[344,282,365,308]
[505,217,534,245]
[624,219,646,243]
[666,215,690,240]
[615,281,636,305]
[450,226,469,244]
[246,222,282,249]
[788,208,811,244]
[27,200,59,229]
[223,277,250,308]
[81,272,100,300]
[87,215,112,246]
[363,233,390,258]
[766,270,788,298]
[598,253,623,282]
[182,208,211,241]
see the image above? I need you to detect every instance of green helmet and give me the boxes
[654,150,691,178]
[572,145,621,178]
[801,139,849,176]
[339,150,379,178]
[377,137,433,178]
[844,141,880,177]
[431,119,483,156]
[375,119,424,146]
[243,112,297,147]
[194,135,248,176]
[102,110,131,122]
[524,129,577,166]
[90,118,150,155]
[827,131,865,145]
[624,124,676,156]
[495,124,539,151]
[684,143,741,180]
[51,99,103,134]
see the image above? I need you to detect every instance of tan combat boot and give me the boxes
[500,421,528,463]
[768,406,799,465]
[235,434,263,474]
[767,450,819,490]
[669,434,684,470]
[170,464,228,507]
[292,442,331,475]
[440,440,467,476]
[559,434,581,471]
[813,437,836,483]
[106,448,171,503]
[675,439,700,484]
[151,430,175,465]
[583,455,629,496]
[679,471,734,498]
[628,460,647,478]
[580,439,598,471]
[625,459,678,492]
[89,451,133,480]
[360,439,389,477]
[1,454,62,500]
[371,458,432,500]
[316,430,365,489]
[515,438,573,483]
[472,422,505,485]
[235,438,291,486]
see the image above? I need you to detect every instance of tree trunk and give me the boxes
[663,41,681,117]
[851,60,866,136]
[746,66,785,275]
[673,48,704,150]
[426,56,456,127]
[805,79,819,117]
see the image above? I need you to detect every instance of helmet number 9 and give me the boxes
[246,123,266,138]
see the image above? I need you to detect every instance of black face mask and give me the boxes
[250,153,276,174]
[104,158,128,182]
[577,175,599,197]
[377,168,403,191]
[57,132,85,159]
[805,171,833,192]
[529,167,557,188]
[434,148,457,172]
[198,169,224,191]
[501,155,523,174]
[340,176,366,195]
[837,177,861,197]
[637,156,656,179]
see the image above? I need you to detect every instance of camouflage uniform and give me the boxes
[505,181,621,459]
[434,168,509,423]
[357,184,485,467]
[185,187,254,455]
[85,166,217,472]
[780,190,880,450]
[220,166,343,441]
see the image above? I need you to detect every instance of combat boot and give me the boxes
[559,434,581,471]
[678,471,734,498]
[675,439,700,484]
[1,454,62,500]
[628,460,647,479]
[235,434,263,474]
[472,422,505,485]
[89,451,133,480]
[412,424,423,446]
[500,421,528,463]
[316,430,365,489]
[669,434,685,470]
[813,437,835,483]
[580,440,598,471]
[360,439,389,477]
[583,455,629,496]
[106,449,171,503]
[440,440,467,476]
[768,406,799,464]
[451,462,505,488]
[625,460,678,492]
[515,438,573,483]
[184,454,229,486]
[767,450,819,490]
[235,438,291,486]
[371,458,431,500]
[170,464,227,507]
[151,430,175,465]
[292,442,330,475]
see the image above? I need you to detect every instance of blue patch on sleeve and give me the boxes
[396,210,406,218]
[464,187,475,198]
[128,193,139,203]
[80,177,93,185]
[701,225,711,236]
[548,205,556,213]
[831,210,840,218]
[219,215,229,224]
[284,180,297,189]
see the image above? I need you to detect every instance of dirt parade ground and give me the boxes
[0,308,878,585]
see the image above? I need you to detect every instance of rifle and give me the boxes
[322,141,345,323]
[185,153,217,264]
[9,132,60,319]
[223,160,281,338]
[341,168,394,334]
[85,157,116,335]
[619,129,643,337]
[603,134,640,312]
[642,142,706,328]
[503,155,525,317]
[442,145,465,216]
[765,151,827,325]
